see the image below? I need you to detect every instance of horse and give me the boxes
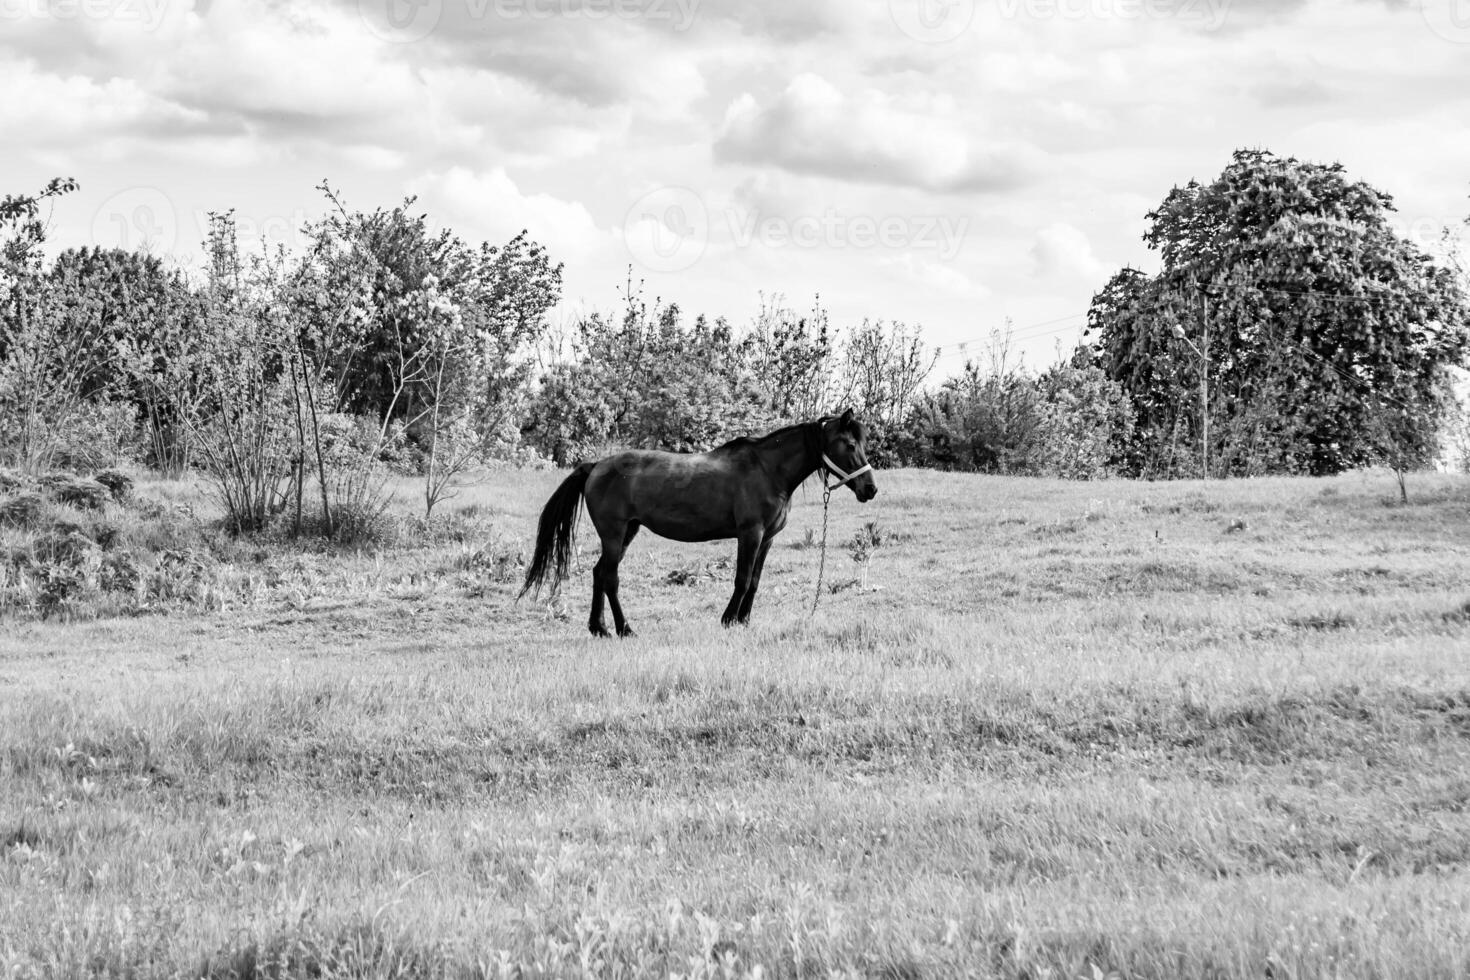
[519,410,878,635]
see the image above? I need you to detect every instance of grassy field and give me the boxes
[2,466,1469,979]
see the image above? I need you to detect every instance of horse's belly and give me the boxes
[639,509,738,543]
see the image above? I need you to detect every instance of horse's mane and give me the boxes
[709,420,816,455]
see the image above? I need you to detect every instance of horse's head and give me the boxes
[821,409,878,503]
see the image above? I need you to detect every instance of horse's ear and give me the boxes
[839,408,854,428]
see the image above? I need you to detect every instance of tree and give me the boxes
[1087,149,1470,477]
[838,319,936,462]
[0,178,90,470]
[1027,361,1134,480]
[302,188,561,435]
[901,328,1039,472]
[297,187,563,517]
[742,294,836,423]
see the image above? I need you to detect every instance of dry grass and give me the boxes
[2,466,1469,978]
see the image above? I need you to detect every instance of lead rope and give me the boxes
[812,472,832,614]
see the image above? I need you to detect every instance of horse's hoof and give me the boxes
[589,625,611,638]
[617,625,636,638]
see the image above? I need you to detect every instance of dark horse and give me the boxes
[520,411,878,635]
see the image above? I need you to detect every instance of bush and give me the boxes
[94,469,133,501]
[1026,363,1134,480]
[99,550,141,593]
[53,477,110,510]
[42,399,139,471]
[0,492,42,527]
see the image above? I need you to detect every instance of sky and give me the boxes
[4,0,1469,377]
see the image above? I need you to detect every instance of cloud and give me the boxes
[0,60,202,151]
[715,73,1043,193]
[409,166,610,262]
[1031,223,1109,285]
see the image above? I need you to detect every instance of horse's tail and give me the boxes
[520,462,595,599]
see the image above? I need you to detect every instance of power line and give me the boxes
[933,312,1089,354]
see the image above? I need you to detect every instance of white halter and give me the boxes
[822,454,872,488]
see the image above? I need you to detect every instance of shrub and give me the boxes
[94,469,133,501]
[42,399,139,471]
[0,492,42,527]
[99,550,141,593]
[53,477,110,510]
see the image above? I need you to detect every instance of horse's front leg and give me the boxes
[736,536,775,624]
[721,529,764,627]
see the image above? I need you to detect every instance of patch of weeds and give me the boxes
[849,522,884,588]
[1287,612,1356,632]
[1032,518,1084,538]
[0,491,43,527]
[665,564,708,587]
[449,540,522,584]
[1443,600,1470,625]
[53,477,110,511]
[93,470,133,501]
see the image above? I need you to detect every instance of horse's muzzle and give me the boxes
[856,481,877,503]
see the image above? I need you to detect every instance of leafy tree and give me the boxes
[0,177,77,271]
[303,188,562,437]
[742,294,836,423]
[902,329,1038,472]
[1087,149,1470,477]
[1027,361,1134,480]
[525,287,792,461]
[838,319,936,463]
[0,178,94,470]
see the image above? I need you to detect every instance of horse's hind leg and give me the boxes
[597,527,635,638]
[588,560,609,638]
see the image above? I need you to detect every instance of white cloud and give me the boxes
[410,166,610,263]
[1031,223,1109,286]
[716,73,1045,193]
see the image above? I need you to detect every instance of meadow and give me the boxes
[2,465,1469,979]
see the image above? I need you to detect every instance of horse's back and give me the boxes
[584,448,749,542]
